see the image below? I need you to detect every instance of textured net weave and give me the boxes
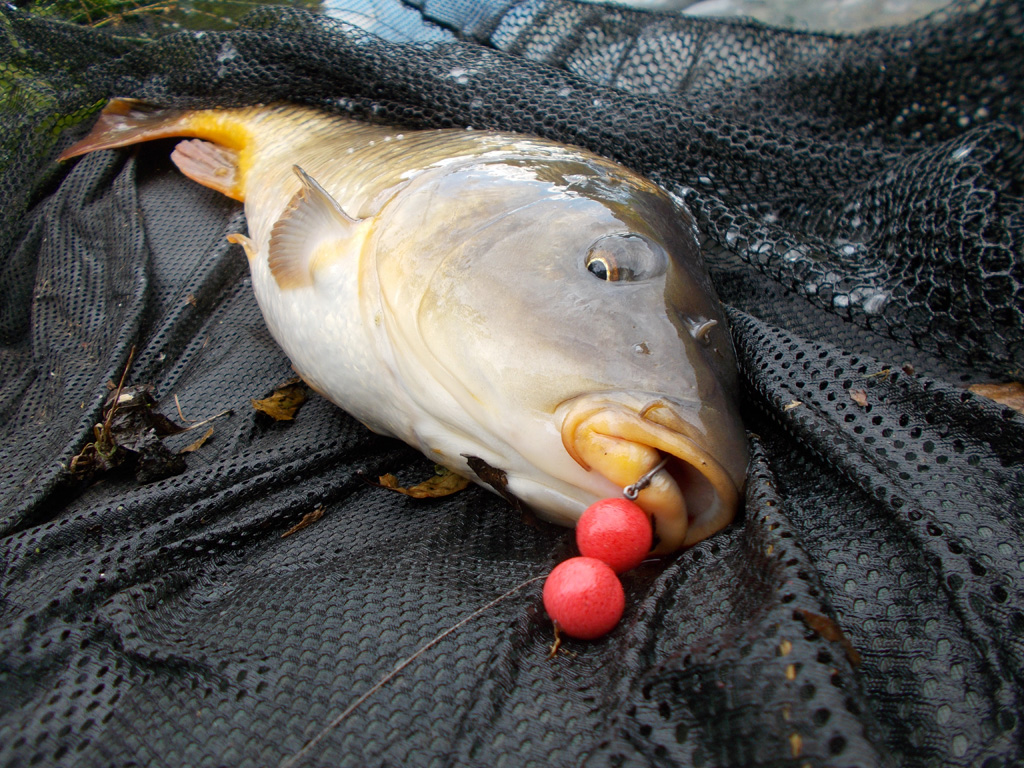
[1,1,1022,767]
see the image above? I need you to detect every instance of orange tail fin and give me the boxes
[59,99,191,161]
[60,98,246,201]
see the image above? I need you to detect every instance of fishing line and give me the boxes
[279,573,546,768]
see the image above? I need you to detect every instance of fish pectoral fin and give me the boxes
[268,165,361,290]
[171,139,242,200]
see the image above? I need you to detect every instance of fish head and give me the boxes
[372,139,747,552]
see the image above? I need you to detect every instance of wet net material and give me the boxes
[1,1,1023,766]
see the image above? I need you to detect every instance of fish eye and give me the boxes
[585,234,667,282]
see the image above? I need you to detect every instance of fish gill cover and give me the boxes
[0,0,1022,766]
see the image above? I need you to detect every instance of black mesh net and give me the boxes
[1,1,1023,766]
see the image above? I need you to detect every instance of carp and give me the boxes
[61,99,748,552]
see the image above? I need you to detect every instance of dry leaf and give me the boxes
[969,382,1024,414]
[281,506,325,538]
[794,608,862,666]
[849,389,869,407]
[179,427,214,454]
[463,454,531,520]
[463,456,509,493]
[252,379,307,421]
[782,400,803,412]
[69,344,230,485]
[69,352,190,484]
[378,466,471,499]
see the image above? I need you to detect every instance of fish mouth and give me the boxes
[560,395,743,554]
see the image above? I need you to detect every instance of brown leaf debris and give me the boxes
[378,466,471,499]
[69,349,229,485]
[281,506,326,538]
[968,381,1024,414]
[252,378,307,421]
[179,427,214,454]
[794,608,862,666]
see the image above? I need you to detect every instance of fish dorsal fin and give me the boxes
[268,165,360,290]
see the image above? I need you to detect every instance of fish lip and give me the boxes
[559,393,744,552]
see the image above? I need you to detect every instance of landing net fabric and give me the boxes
[0,1,1022,766]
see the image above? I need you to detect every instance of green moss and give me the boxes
[21,0,322,34]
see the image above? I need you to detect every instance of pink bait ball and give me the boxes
[542,557,625,639]
[576,497,653,573]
